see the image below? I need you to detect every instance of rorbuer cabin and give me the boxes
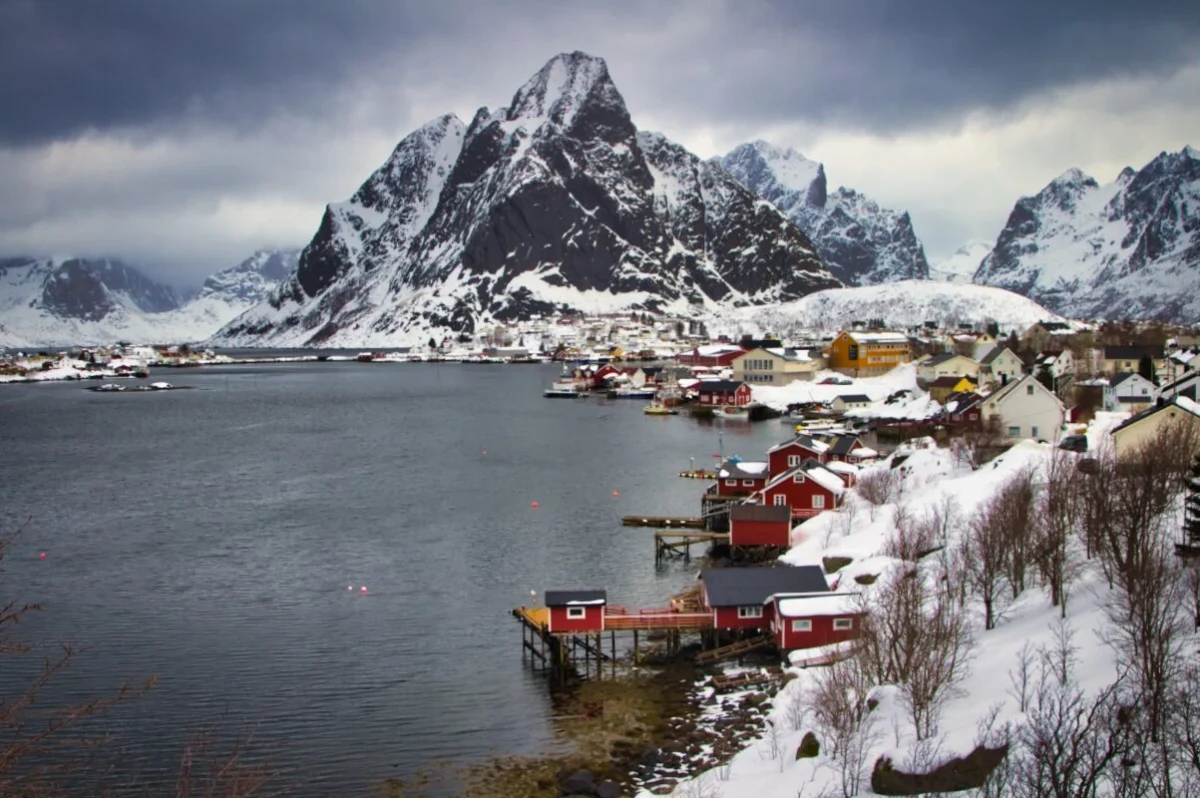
[695,380,752,407]
[728,504,793,547]
[698,566,830,631]
[766,592,865,651]
[767,434,830,475]
[713,459,771,497]
[759,459,846,519]
[544,589,607,633]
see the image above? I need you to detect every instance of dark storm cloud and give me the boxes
[2,0,1199,146]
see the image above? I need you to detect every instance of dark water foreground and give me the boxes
[0,362,784,795]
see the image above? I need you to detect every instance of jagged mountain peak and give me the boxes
[213,54,839,347]
[505,51,615,128]
[717,142,927,286]
[973,146,1200,322]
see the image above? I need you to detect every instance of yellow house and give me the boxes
[1110,397,1200,458]
[825,331,912,377]
[928,376,977,404]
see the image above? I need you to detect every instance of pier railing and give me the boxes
[604,608,713,630]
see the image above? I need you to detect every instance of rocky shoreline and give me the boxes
[375,654,784,798]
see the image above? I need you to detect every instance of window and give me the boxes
[773,495,788,507]
[742,479,754,486]
[1031,426,1039,438]
[1027,384,1035,395]
[812,495,826,509]
[725,479,736,487]
[793,473,806,484]
[791,619,812,632]
[833,618,853,630]
[567,607,586,619]
[738,606,763,619]
[1008,426,1020,437]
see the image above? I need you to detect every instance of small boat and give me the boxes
[544,387,582,398]
[613,387,657,399]
[643,401,677,416]
[712,405,749,419]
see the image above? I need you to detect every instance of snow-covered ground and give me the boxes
[642,415,1188,798]
[929,240,993,283]
[749,362,925,412]
[709,281,1061,337]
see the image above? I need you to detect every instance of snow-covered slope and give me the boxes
[0,251,298,347]
[710,280,1059,335]
[974,146,1200,322]
[213,52,839,348]
[930,240,993,283]
[716,141,931,286]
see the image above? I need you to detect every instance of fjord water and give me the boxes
[0,363,784,795]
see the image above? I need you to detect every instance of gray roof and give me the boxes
[923,352,958,366]
[826,434,861,456]
[699,566,829,607]
[718,459,769,480]
[544,589,607,606]
[980,346,1013,366]
[730,505,792,523]
[837,394,872,404]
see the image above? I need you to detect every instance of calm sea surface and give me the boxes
[0,362,784,795]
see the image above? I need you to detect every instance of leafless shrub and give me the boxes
[882,502,938,563]
[1006,641,1036,713]
[994,466,1036,600]
[1032,450,1084,615]
[855,468,902,518]
[961,495,1013,631]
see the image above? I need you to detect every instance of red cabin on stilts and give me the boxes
[544,589,607,633]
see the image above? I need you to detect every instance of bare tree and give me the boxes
[994,466,1036,600]
[961,495,1013,630]
[1033,450,1084,615]
[855,467,903,519]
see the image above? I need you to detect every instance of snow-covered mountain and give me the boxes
[716,141,930,286]
[214,52,839,348]
[930,240,993,283]
[0,251,297,347]
[710,280,1059,335]
[973,146,1200,322]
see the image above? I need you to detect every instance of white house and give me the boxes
[732,347,820,386]
[978,347,1024,387]
[1160,369,1200,403]
[832,394,873,414]
[980,374,1066,442]
[1037,349,1075,381]
[1111,372,1159,412]
[917,353,980,385]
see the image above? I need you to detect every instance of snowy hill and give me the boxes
[0,251,297,347]
[930,240,992,283]
[709,280,1059,335]
[973,146,1200,322]
[716,141,931,286]
[212,52,839,348]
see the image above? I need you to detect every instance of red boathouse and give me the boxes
[713,459,771,497]
[759,460,846,519]
[698,566,830,631]
[695,380,752,407]
[544,589,607,633]
[766,592,865,651]
[728,504,793,548]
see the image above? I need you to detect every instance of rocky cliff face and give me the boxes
[216,52,839,347]
[0,257,180,324]
[973,147,1200,322]
[716,141,930,286]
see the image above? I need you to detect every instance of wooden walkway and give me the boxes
[654,531,728,564]
[695,634,772,664]
[604,611,713,631]
[622,515,705,528]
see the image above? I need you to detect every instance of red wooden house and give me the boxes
[759,460,845,519]
[712,459,770,497]
[696,380,752,407]
[767,434,831,474]
[728,504,793,547]
[698,566,829,631]
[766,592,865,651]
[677,345,746,368]
[544,589,607,633]
[942,391,984,428]
[822,434,879,464]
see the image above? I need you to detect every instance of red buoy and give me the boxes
[360,586,368,594]
[611,490,620,498]
[531,501,539,508]
[40,552,46,560]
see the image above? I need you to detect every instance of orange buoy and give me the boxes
[611,490,619,497]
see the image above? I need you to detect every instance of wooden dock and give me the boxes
[622,515,705,529]
[695,634,772,665]
[654,531,728,564]
[678,469,718,479]
[710,668,783,693]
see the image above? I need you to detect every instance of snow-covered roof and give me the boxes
[845,331,909,344]
[776,592,862,617]
[825,460,859,474]
[718,460,769,479]
[805,466,848,495]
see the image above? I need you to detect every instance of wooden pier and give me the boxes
[622,515,705,528]
[695,634,773,665]
[710,667,783,693]
[654,530,728,564]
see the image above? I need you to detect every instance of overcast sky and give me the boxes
[2,0,1198,287]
